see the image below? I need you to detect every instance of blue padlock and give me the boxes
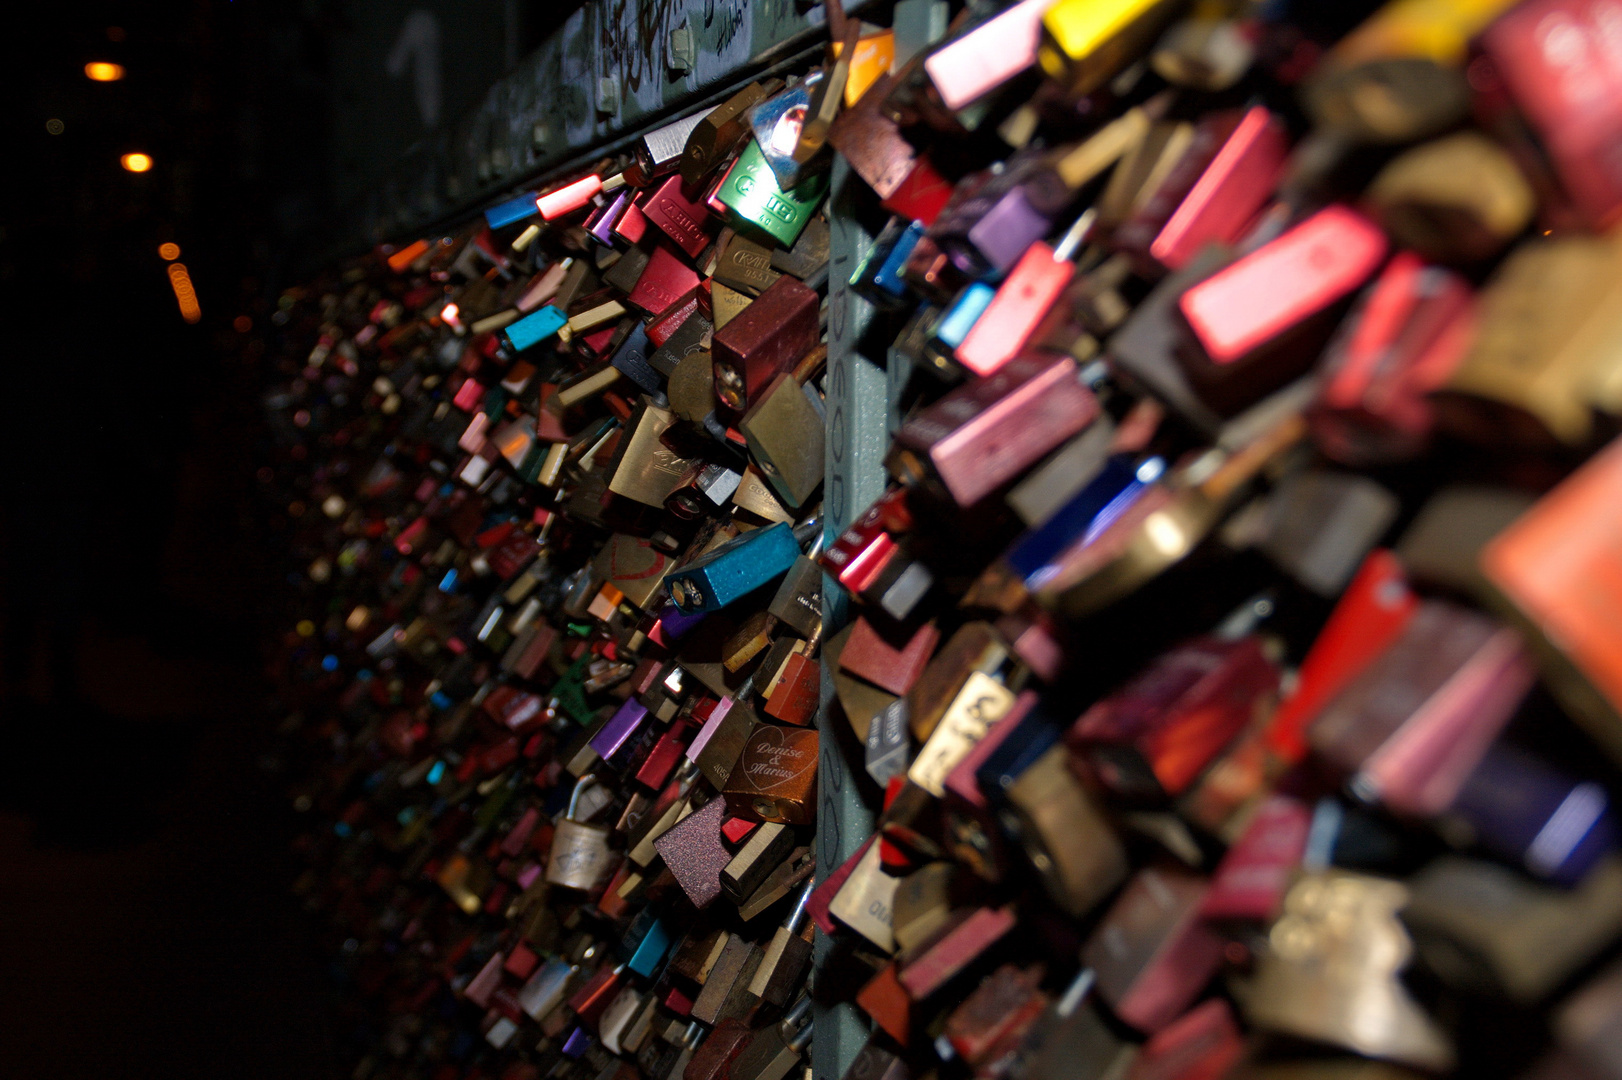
[665,522,802,614]
[504,305,568,353]
[1006,455,1163,585]
[873,221,926,301]
[933,281,996,349]
[484,190,540,229]
[610,323,662,396]
[624,912,673,977]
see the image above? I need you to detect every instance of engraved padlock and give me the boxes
[546,774,617,891]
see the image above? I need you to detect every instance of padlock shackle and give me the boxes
[1055,966,1096,1018]
[784,877,815,933]
[568,772,598,819]
[792,516,822,551]
[781,993,813,1033]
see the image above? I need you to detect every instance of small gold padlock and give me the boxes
[546,774,617,891]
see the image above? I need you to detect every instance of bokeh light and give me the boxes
[166,263,202,323]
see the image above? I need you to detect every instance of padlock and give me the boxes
[927,152,1067,281]
[608,401,696,508]
[954,210,1096,377]
[650,795,731,911]
[890,353,1101,508]
[729,995,813,1080]
[896,904,1019,1000]
[1006,745,1127,918]
[642,174,718,259]
[1403,855,1622,1004]
[739,845,814,920]
[715,138,830,250]
[629,242,702,320]
[547,773,618,891]
[650,304,715,380]
[765,551,824,638]
[906,621,1009,742]
[795,17,859,163]
[712,282,753,331]
[747,880,817,1006]
[665,521,804,615]
[827,836,901,951]
[1366,133,1534,264]
[908,671,1015,798]
[683,1016,754,1080]
[852,218,927,310]
[722,610,779,673]
[889,860,965,954]
[751,81,817,190]
[682,81,780,187]
[763,634,821,727]
[1113,106,1286,276]
[740,344,827,510]
[770,212,828,280]
[840,616,939,697]
[603,238,655,295]
[943,963,1049,1068]
[1069,636,1280,803]
[1038,0,1178,97]
[1476,0,1622,230]
[714,232,782,297]
[721,821,795,903]
[667,461,744,521]
[1243,871,1456,1071]
[1307,602,1532,818]
[638,111,707,176]
[690,931,765,1024]
[668,350,720,426]
[1311,255,1475,468]
[712,275,821,415]
[722,723,819,824]
[1175,207,1388,417]
[1080,866,1226,1033]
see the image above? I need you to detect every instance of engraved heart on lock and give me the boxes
[546,774,617,891]
[741,726,819,787]
[594,533,676,612]
[723,724,819,824]
[609,537,667,581]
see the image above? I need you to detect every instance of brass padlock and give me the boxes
[740,344,828,510]
[546,774,617,891]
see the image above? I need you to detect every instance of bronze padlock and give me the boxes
[546,774,618,891]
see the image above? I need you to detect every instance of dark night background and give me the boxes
[0,3,574,1075]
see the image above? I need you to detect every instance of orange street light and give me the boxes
[85,62,125,82]
[158,242,181,260]
[121,152,153,173]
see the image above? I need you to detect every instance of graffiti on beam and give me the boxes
[355,0,822,247]
[597,0,683,102]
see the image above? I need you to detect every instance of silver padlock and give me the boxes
[546,774,617,891]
